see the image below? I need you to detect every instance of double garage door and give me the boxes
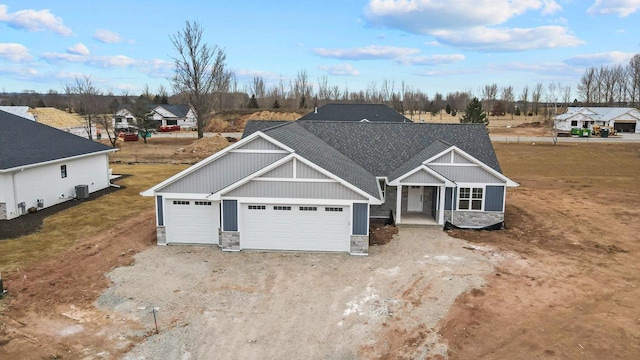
[165,199,219,245]
[241,204,350,252]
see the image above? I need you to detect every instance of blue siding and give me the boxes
[485,186,505,211]
[156,195,164,226]
[222,200,238,231]
[352,203,368,235]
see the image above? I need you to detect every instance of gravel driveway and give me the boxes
[98,227,500,359]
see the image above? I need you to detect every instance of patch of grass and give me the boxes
[0,164,187,274]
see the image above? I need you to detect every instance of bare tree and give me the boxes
[520,85,530,118]
[577,67,596,105]
[481,83,498,118]
[500,86,515,119]
[532,83,543,116]
[562,84,572,108]
[628,54,640,106]
[67,75,101,140]
[170,21,230,138]
[292,70,312,109]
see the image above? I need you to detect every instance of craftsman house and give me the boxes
[555,107,640,133]
[142,113,517,255]
[113,104,196,130]
[0,111,116,220]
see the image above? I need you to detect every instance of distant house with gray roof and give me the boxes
[113,103,196,130]
[555,107,640,133]
[1,111,117,220]
[142,107,517,255]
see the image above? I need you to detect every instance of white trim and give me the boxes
[229,149,290,154]
[425,146,519,188]
[209,153,381,204]
[156,193,214,200]
[253,177,338,183]
[140,131,293,196]
[456,186,485,212]
[389,165,454,187]
[0,149,117,174]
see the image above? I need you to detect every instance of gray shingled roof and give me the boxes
[242,120,291,138]
[298,104,410,122]
[263,122,381,198]
[244,119,503,199]
[157,104,191,118]
[1,111,115,170]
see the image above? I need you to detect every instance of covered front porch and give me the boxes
[393,185,445,225]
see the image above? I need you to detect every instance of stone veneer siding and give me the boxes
[444,210,504,228]
[0,203,6,220]
[350,235,369,255]
[221,231,240,251]
[156,226,166,245]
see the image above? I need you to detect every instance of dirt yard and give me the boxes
[2,136,640,360]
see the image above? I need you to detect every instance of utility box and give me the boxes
[75,185,89,200]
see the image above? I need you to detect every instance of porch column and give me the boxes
[395,185,402,224]
[438,185,445,225]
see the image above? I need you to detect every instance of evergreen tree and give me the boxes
[248,94,259,109]
[445,104,451,114]
[272,98,280,109]
[460,97,488,126]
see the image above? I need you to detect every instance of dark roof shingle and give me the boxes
[298,103,410,122]
[1,111,114,170]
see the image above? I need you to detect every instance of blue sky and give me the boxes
[1,0,639,98]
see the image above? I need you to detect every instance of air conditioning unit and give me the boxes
[37,199,44,208]
[75,185,89,200]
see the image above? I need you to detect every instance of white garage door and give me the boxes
[165,199,219,244]
[241,204,350,252]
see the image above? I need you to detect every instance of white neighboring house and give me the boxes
[150,104,197,129]
[112,105,138,130]
[555,107,640,133]
[0,106,35,121]
[0,111,117,220]
[113,104,196,130]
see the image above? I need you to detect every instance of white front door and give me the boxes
[407,186,423,212]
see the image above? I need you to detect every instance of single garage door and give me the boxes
[165,199,220,244]
[614,121,637,133]
[241,204,350,252]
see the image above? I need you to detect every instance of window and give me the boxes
[60,165,67,178]
[248,205,266,210]
[299,206,317,211]
[195,201,211,206]
[571,120,578,127]
[379,179,386,199]
[325,207,343,212]
[273,206,291,211]
[172,200,190,205]
[458,187,483,211]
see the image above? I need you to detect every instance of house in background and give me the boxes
[30,107,98,139]
[299,103,411,122]
[142,108,517,255]
[0,106,36,121]
[555,107,640,133]
[150,104,196,130]
[113,104,196,130]
[0,111,116,220]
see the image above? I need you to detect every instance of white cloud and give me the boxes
[87,55,136,68]
[0,43,32,62]
[0,5,72,35]
[398,53,465,65]
[314,45,420,60]
[587,0,640,17]
[67,43,89,56]
[433,26,584,51]
[41,52,86,63]
[564,51,635,66]
[364,0,562,33]
[93,29,130,43]
[318,64,360,76]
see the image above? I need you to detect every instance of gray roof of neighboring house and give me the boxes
[298,103,411,122]
[0,110,114,170]
[156,104,191,118]
[242,120,291,138]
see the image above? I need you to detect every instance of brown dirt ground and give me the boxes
[440,142,640,359]
[106,136,229,164]
[2,135,639,359]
